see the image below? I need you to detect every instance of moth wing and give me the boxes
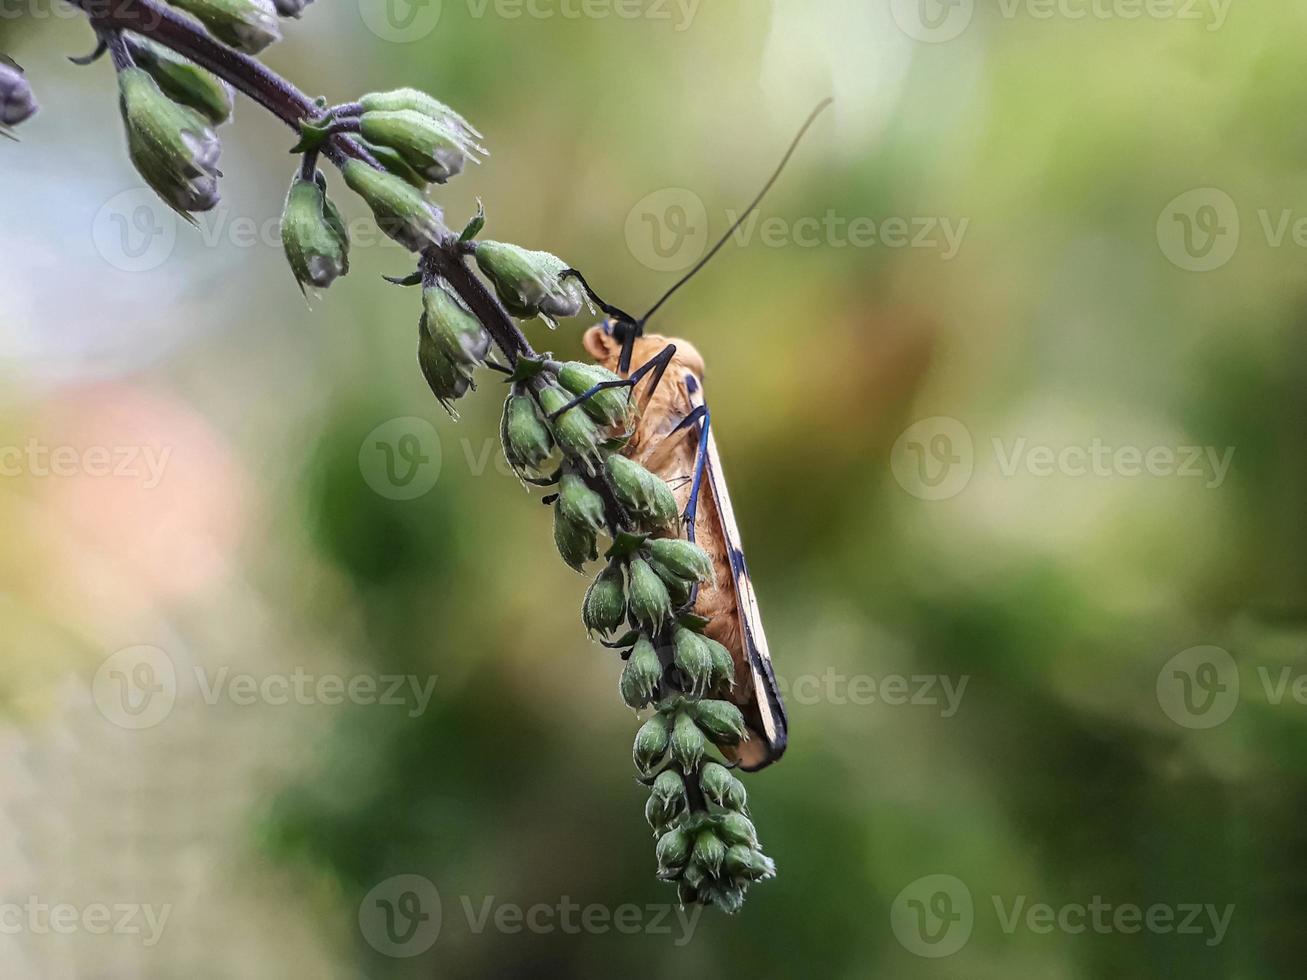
[687,380,788,770]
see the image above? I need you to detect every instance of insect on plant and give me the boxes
[5,0,829,912]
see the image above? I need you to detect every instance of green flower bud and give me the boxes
[655,828,692,875]
[168,0,281,54]
[537,386,603,471]
[474,241,584,324]
[717,812,758,849]
[694,699,748,747]
[619,635,663,709]
[557,362,630,427]
[359,87,482,143]
[673,627,714,697]
[605,455,680,531]
[280,174,349,292]
[724,844,775,882]
[342,159,441,251]
[699,762,733,806]
[645,793,674,835]
[124,38,232,126]
[582,563,625,636]
[358,141,429,188]
[553,502,597,572]
[644,477,681,531]
[417,325,473,415]
[704,882,747,914]
[273,0,312,15]
[0,60,36,128]
[692,829,726,877]
[423,281,489,366]
[118,68,221,215]
[648,538,714,586]
[632,716,670,774]
[626,558,672,631]
[500,392,553,474]
[702,636,736,693]
[651,768,686,807]
[648,558,692,606]
[558,473,605,534]
[670,709,705,771]
[360,109,478,185]
[723,774,748,813]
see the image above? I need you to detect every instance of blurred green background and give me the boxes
[1,0,1304,976]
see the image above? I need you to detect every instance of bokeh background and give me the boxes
[1,0,1303,976]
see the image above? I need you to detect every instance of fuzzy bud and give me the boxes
[342,159,441,251]
[0,60,36,128]
[417,326,472,415]
[127,38,233,126]
[558,473,605,534]
[359,87,482,144]
[648,538,714,586]
[474,241,584,324]
[423,281,490,366]
[694,699,748,747]
[537,386,603,471]
[118,68,221,215]
[553,502,597,572]
[626,558,672,631]
[692,828,726,877]
[605,455,679,531]
[280,174,349,292]
[655,828,692,876]
[619,635,663,709]
[670,709,705,771]
[168,0,281,54]
[651,768,686,808]
[717,812,759,849]
[500,392,553,474]
[702,636,735,693]
[582,562,625,636]
[699,762,733,807]
[557,362,630,427]
[673,627,714,697]
[632,716,670,774]
[724,844,775,882]
[360,109,478,184]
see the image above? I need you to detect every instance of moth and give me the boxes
[582,325,787,770]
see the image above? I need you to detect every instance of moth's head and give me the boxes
[582,321,705,381]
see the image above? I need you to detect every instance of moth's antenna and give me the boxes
[638,97,833,330]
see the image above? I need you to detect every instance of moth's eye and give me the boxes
[602,320,614,336]
[685,374,700,394]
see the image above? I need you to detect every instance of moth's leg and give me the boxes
[670,405,710,544]
[546,342,678,423]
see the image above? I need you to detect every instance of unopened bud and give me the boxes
[169,0,281,54]
[670,709,705,771]
[645,793,674,835]
[673,627,714,697]
[620,635,663,709]
[342,159,441,251]
[582,562,625,636]
[537,386,603,471]
[417,325,473,415]
[0,60,36,128]
[694,699,748,747]
[557,362,630,427]
[632,716,670,774]
[655,828,692,875]
[648,538,713,586]
[280,174,349,292]
[361,109,478,185]
[127,38,233,126]
[474,241,584,324]
[558,473,605,534]
[692,829,726,877]
[360,87,482,143]
[119,68,221,215]
[699,762,733,807]
[605,455,679,531]
[359,141,429,188]
[423,281,490,366]
[553,502,597,572]
[651,768,686,807]
[500,392,553,475]
[702,635,735,692]
[724,844,775,882]
[626,557,672,631]
[716,812,758,849]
